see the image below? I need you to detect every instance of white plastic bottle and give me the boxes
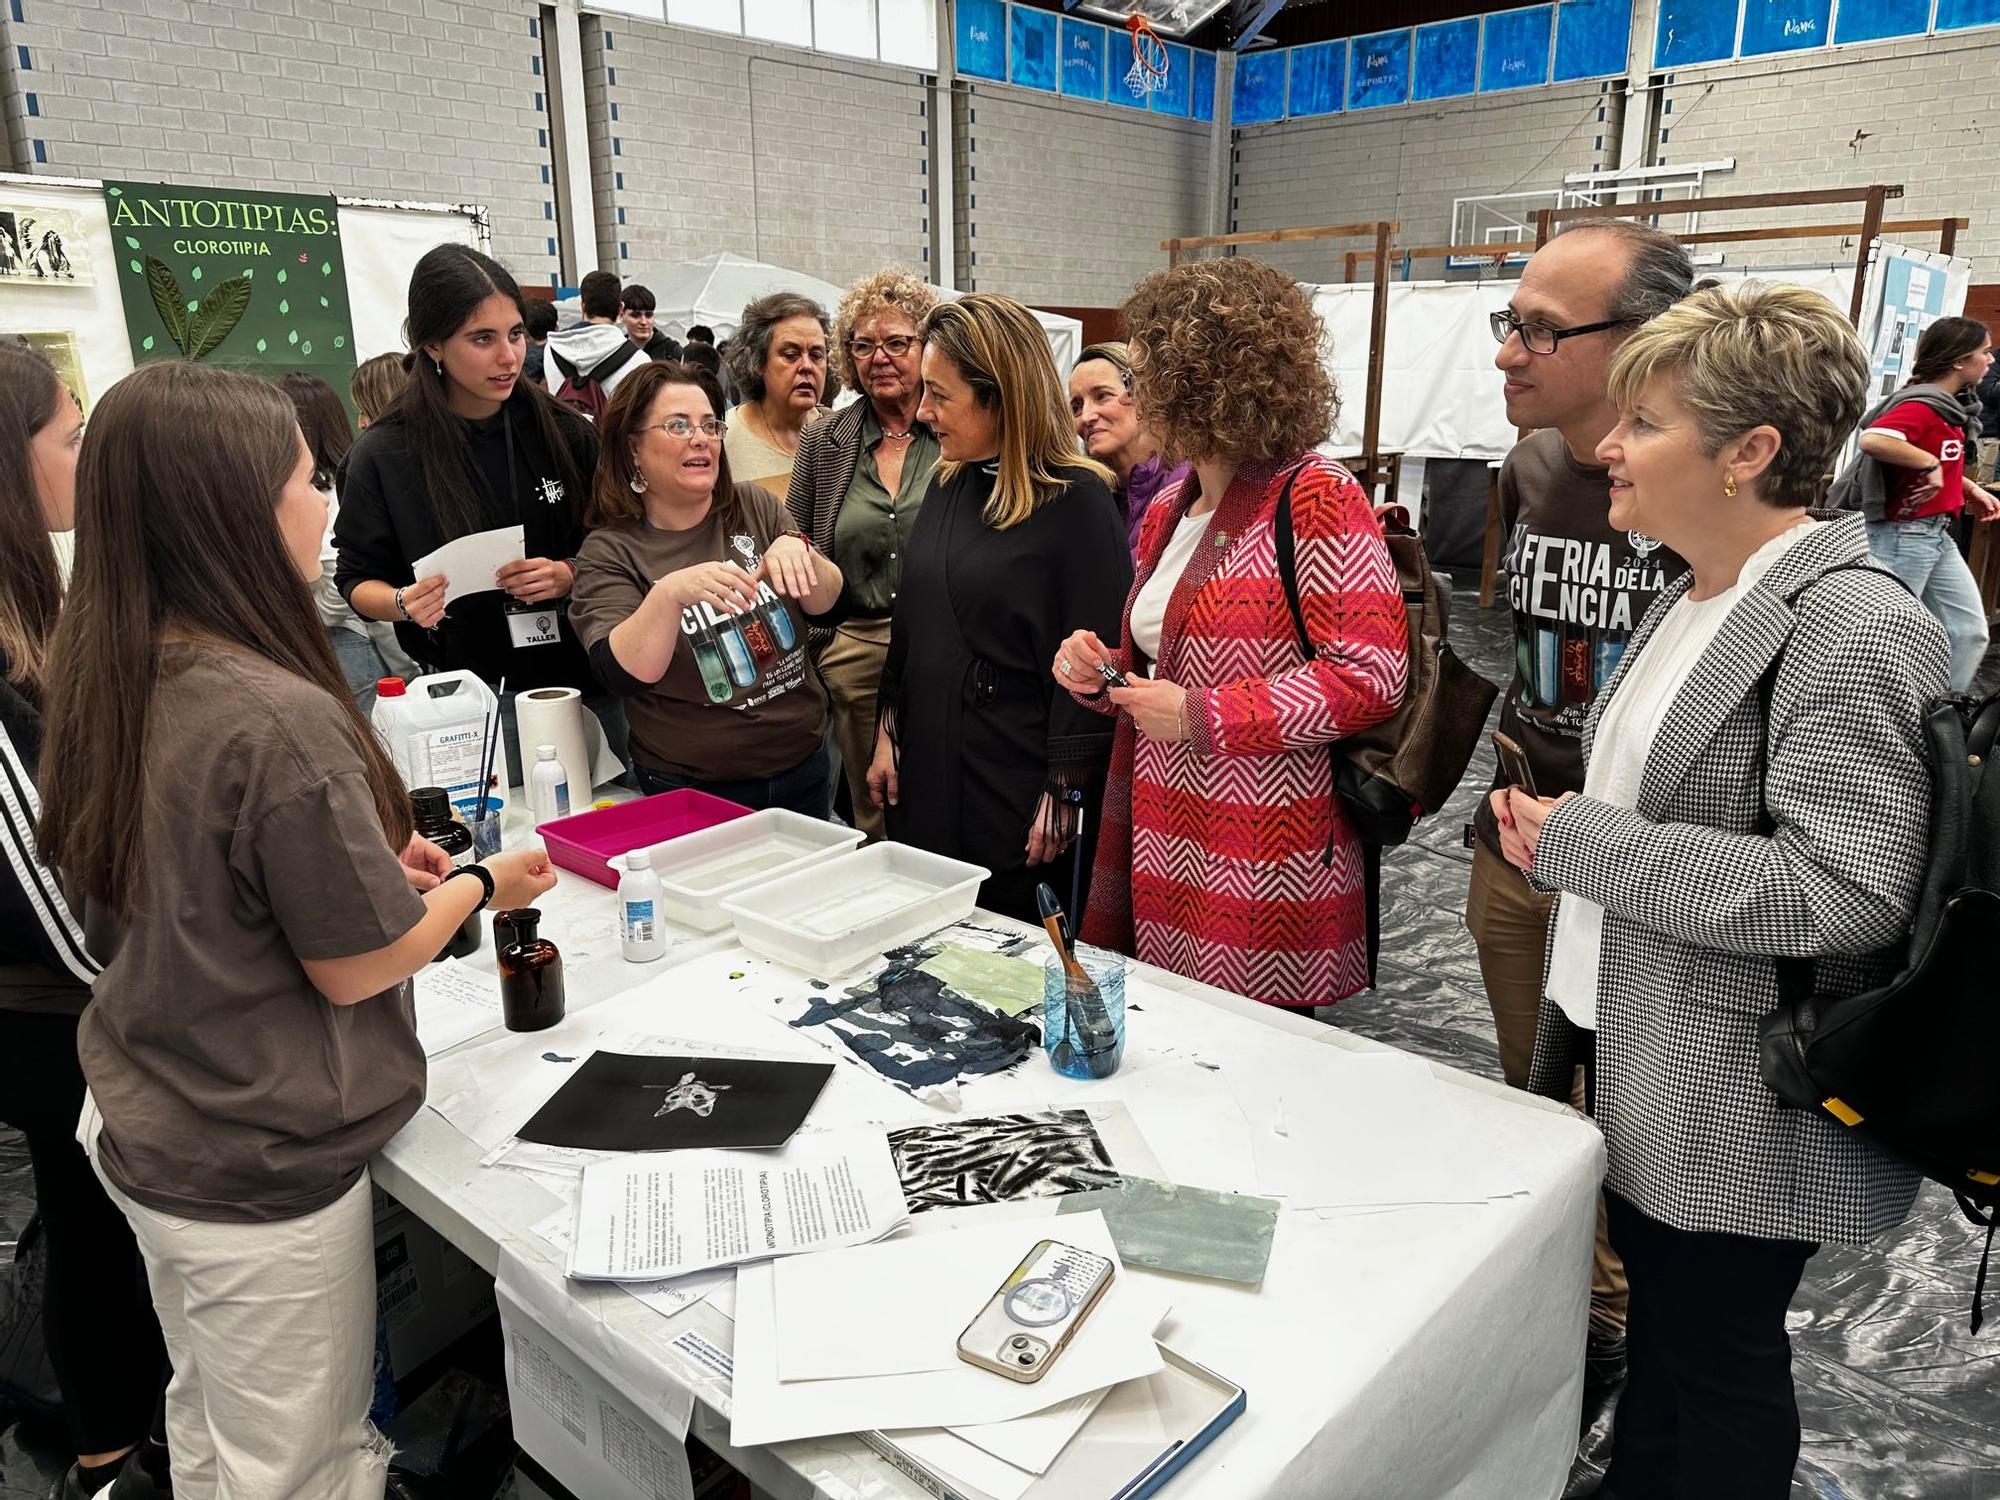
[618,850,667,964]
[527,743,571,828]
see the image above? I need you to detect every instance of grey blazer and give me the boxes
[1524,512,1948,1245]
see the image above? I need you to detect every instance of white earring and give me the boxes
[630,473,647,494]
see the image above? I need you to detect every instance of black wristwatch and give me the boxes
[445,863,495,911]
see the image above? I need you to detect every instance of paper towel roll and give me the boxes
[512,687,603,803]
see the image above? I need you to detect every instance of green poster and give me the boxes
[102,179,356,406]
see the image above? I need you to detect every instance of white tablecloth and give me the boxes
[376,799,1603,1500]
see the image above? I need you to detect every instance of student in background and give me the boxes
[1851,316,1997,691]
[571,362,841,814]
[722,293,830,501]
[1068,342,1189,560]
[279,371,415,714]
[522,297,559,388]
[0,339,170,1500]
[38,359,558,1498]
[349,352,406,431]
[335,244,624,786]
[544,269,648,419]
[619,283,681,362]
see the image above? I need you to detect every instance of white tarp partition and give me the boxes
[0,173,485,402]
[1310,265,1859,462]
[634,251,1082,379]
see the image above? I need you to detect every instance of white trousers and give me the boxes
[80,1093,391,1500]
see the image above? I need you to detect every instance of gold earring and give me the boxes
[1723,474,1738,499]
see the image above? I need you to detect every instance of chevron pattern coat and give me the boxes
[1076,455,1408,1007]
[1524,513,1947,1245]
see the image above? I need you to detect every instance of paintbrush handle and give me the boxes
[1039,913,1091,984]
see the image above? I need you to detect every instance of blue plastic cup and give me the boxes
[1043,950,1126,1081]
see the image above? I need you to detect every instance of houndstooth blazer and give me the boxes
[1524,512,1949,1245]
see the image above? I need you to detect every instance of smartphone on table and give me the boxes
[956,1240,1116,1384]
[1493,730,1538,798]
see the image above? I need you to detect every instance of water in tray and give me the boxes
[667,834,822,892]
[779,873,936,936]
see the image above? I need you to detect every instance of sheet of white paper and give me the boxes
[619,1269,730,1321]
[1228,1048,1528,1209]
[947,1388,1105,1474]
[567,1126,908,1282]
[885,1428,1036,1500]
[497,1278,695,1500]
[730,1211,1169,1448]
[773,1217,1124,1385]
[413,523,525,606]
[413,959,505,1058]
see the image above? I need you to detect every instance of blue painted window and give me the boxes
[1060,18,1107,102]
[1413,17,1480,99]
[1008,5,1057,91]
[956,0,1006,81]
[1481,5,1553,91]
[1833,0,1932,42]
[1192,48,1217,120]
[1232,47,1289,124]
[1938,0,2000,27]
[1348,29,1410,109]
[1654,0,1737,66]
[1151,42,1193,116]
[1287,39,1345,117]
[1553,0,1631,80]
[1741,0,1829,53]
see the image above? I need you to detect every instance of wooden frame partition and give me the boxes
[1162,221,1400,496]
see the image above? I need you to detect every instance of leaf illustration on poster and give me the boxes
[103,181,357,413]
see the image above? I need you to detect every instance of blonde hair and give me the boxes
[349,352,406,426]
[832,267,937,391]
[920,294,1112,530]
[1607,281,1867,510]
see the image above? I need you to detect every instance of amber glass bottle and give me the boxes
[411,786,481,962]
[494,908,565,1032]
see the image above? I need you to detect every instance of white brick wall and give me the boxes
[957,83,1211,306]
[579,17,931,290]
[1647,29,2000,275]
[1,0,560,280]
[1229,82,1614,284]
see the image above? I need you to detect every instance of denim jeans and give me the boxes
[1865,516,1991,692]
[326,627,396,716]
[632,741,833,819]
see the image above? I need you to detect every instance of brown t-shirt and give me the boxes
[1473,428,1685,854]
[570,483,827,781]
[77,644,429,1223]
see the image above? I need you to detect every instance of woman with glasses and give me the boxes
[571,362,843,815]
[787,268,941,839]
[722,292,831,502]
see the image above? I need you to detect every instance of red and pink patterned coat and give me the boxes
[1076,454,1408,1008]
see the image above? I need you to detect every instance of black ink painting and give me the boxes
[513,1051,834,1152]
[779,930,1041,1103]
[888,1110,1121,1214]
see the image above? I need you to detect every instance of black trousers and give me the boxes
[1603,1190,1817,1500]
[0,1007,168,1455]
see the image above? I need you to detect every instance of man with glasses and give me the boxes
[1469,220,1692,1481]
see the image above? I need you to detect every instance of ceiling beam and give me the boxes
[1229,0,1287,50]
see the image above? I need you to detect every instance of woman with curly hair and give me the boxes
[1053,258,1407,1009]
[787,267,941,838]
[866,293,1131,921]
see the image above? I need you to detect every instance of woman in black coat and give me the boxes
[865,295,1131,923]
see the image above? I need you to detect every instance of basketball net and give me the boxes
[1124,12,1169,97]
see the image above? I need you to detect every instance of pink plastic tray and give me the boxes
[538,790,752,888]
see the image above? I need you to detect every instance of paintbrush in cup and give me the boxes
[1036,882,1119,1078]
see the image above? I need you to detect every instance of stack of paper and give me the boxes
[412,959,506,1059]
[566,1126,909,1282]
[1227,1048,1529,1211]
[729,1210,1168,1448]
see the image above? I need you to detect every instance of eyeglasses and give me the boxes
[642,417,725,440]
[1490,310,1633,356]
[849,335,919,361]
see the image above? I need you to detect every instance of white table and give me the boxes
[377,798,1603,1500]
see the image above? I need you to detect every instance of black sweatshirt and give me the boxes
[0,653,99,1009]
[334,391,601,693]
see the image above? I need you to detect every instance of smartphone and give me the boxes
[1492,730,1538,798]
[1096,661,1131,691]
[956,1240,1116,1384]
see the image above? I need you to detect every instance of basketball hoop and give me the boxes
[1124,13,1169,97]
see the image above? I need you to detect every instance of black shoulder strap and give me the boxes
[1272,462,1347,875]
[591,339,642,382]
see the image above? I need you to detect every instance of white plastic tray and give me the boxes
[720,841,990,977]
[614,809,865,933]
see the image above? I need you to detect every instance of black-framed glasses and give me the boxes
[1490,310,1633,355]
[849,335,919,361]
[642,417,725,440]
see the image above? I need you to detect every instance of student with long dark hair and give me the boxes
[280,371,416,714]
[1849,315,1998,690]
[0,340,169,1500]
[335,243,623,784]
[39,360,557,1497]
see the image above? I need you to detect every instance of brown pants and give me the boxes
[817,617,892,843]
[1466,838,1629,1342]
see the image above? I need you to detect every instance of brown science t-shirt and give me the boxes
[571,484,827,781]
[1473,428,1685,854]
[77,644,428,1224]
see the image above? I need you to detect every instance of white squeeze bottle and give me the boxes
[527,743,570,828]
[618,850,667,963]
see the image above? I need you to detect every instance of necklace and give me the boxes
[748,406,802,456]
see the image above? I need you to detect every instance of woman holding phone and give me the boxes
[39,360,556,1496]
